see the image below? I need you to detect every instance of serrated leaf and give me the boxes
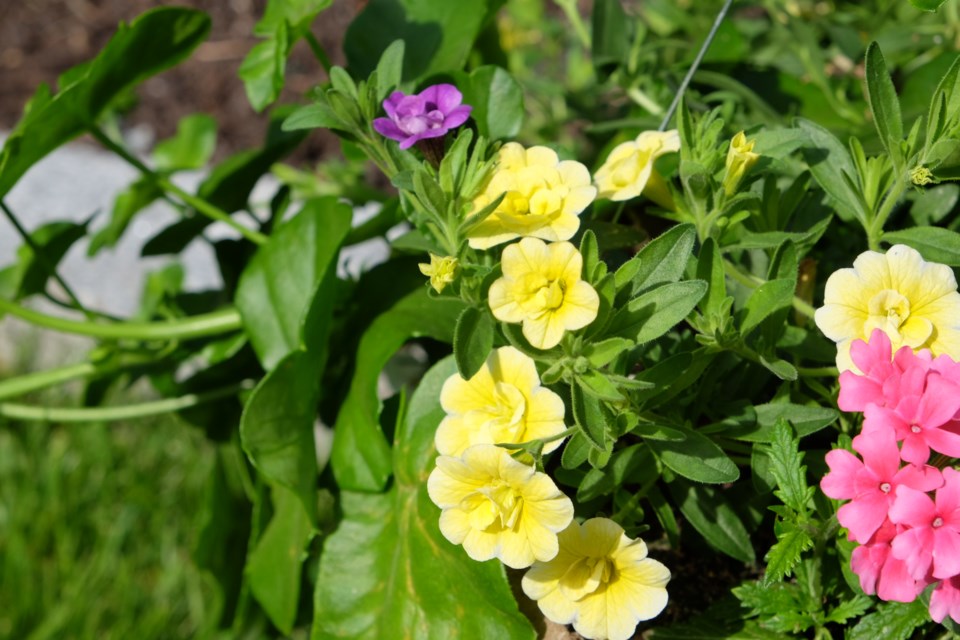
[762,524,813,586]
[766,419,811,513]
[824,594,872,625]
[453,306,494,379]
[314,358,535,640]
[847,599,930,640]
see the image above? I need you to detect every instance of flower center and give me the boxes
[477,483,523,531]
[934,517,944,528]
[911,425,922,434]
[879,482,892,493]
[866,289,911,338]
[558,555,618,601]
[483,383,527,440]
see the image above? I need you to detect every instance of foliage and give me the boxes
[3,0,960,637]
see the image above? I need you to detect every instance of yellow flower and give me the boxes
[522,518,671,640]
[418,254,459,293]
[593,130,679,207]
[427,444,574,569]
[467,143,597,250]
[815,244,960,371]
[436,346,567,457]
[488,238,599,350]
[722,131,760,196]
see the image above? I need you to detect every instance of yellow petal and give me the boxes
[487,346,540,392]
[557,281,600,331]
[488,278,525,323]
[523,314,566,350]
[427,459,482,507]
[532,584,579,625]
[461,527,501,562]
[440,368,496,416]
[524,387,567,454]
[434,415,476,457]
[526,145,560,167]
[437,507,471,544]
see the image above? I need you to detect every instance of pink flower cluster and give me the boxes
[821,329,960,624]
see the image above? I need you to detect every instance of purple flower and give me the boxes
[373,84,472,150]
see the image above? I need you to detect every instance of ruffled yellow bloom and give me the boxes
[522,518,670,640]
[436,346,567,457]
[427,444,574,569]
[815,244,960,371]
[593,130,679,207]
[488,238,599,350]
[467,143,596,250]
[418,253,459,293]
[722,131,760,195]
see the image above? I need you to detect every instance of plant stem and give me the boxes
[553,0,591,49]
[0,382,252,423]
[88,127,268,246]
[0,298,243,341]
[658,0,735,131]
[723,259,817,319]
[866,178,908,250]
[0,199,95,320]
[796,365,839,377]
[0,352,167,401]
[305,31,332,74]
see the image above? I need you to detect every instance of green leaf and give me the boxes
[882,226,960,266]
[236,197,353,370]
[240,351,319,522]
[909,0,948,11]
[670,479,756,563]
[847,599,930,640]
[766,419,812,514]
[824,594,872,625]
[88,178,162,256]
[592,0,630,73]
[330,290,464,492]
[282,101,347,132]
[11,220,88,299]
[582,337,634,368]
[561,432,592,470]
[696,237,725,316]
[709,403,838,442]
[608,280,707,342]
[762,523,813,586]
[864,42,903,161]
[314,358,535,640]
[0,8,211,200]
[570,381,611,452]
[577,444,656,502]
[152,114,217,171]
[245,484,315,634]
[648,425,739,484]
[796,118,868,226]
[621,224,697,298]
[375,40,405,101]
[739,278,795,336]
[576,370,625,402]
[453,306,494,379]
[344,0,489,82]
[454,66,524,140]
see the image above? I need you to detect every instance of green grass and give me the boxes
[0,415,218,639]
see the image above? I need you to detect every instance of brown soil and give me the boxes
[0,0,362,161]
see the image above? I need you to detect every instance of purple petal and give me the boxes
[373,118,406,143]
[398,133,422,150]
[443,105,473,129]
[417,127,448,141]
[395,94,425,118]
[431,83,464,114]
[383,91,407,120]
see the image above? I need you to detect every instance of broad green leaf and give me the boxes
[621,223,697,298]
[718,403,838,442]
[240,351,319,522]
[561,432,592,470]
[11,220,88,299]
[796,118,868,226]
[882,226,960,266]
[696,237,725,316]
[245,484,315,634]
[577,370,625,402]
[761,523,813,586]
[281,101,347,132]
[909,0,948,10]
[314,358,535,640]
[88,178,161,256]
[344,0,488,82]
[330,290,464,492]
[454,66,524,141]
[670,479,756,563]
[582,337,634,368]
[592,0,630,73]
[608,280,707,342]
[722,216,832,255]
[847,599,930,640]
[647,425,739,484]
[739,278,795,336]
[570,381,610,452]
[0,8,211,199]
[577,444,656,502]
[236,197,353,370]
[910,184,959,225]
[864,42,903,160]
[453,306,494,379]
[152,114,217,171]
[375,40,405,100]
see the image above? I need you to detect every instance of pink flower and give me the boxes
[373,84,472,150]
[863,372,960,464]
[851,520,928,602]
[838,329,935,412]
[821,429,942,543]
[930,576,960,625]
[890,468,960,580]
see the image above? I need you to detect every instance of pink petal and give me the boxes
[889,485,936,528]
[936,468,960,514]
[891,526,935,580]
[420,83,463,113]
[930,577,960,624]
[933,527,960,579]
[899,434,931,465]
[894,463,943,493]
[838,493,891,544]
[382,90,406,119]
[919,374,960,428]
[851,543,885,594]
[878,554,925,602]
[821,449,864,499]
[839,372,884,411]
[854,429,901,481]
[862,405,904,441]
[925,427,960,459]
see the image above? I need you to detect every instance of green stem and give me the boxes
[658,0,734,131]
[89,127,268,246]
[0,199,95,320]
[866,179,908,250]
[305,31,332,74]
[723,260,817,320]
[553,0,591,49]
[0,382,251,423]
[0,362,98,401]
[0,299,243,341]
[796,365,839,378]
